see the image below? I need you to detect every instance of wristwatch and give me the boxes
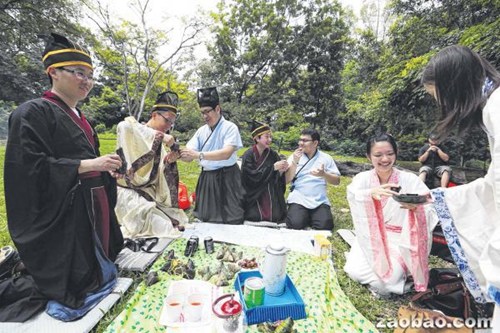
[199,152,205,161]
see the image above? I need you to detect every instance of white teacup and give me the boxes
[164,294,185,322]
[184,293,205,322]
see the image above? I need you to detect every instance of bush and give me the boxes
[327,138,365,156]
[464,159,489,170]
[109,124,118,135]
[272,126,304,151]
[240,128,254,147]
[0,100,16,140]
[98,132,117,140]
[94,123,107,134]
[396,134,427,162]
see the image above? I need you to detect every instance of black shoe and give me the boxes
[123,238,159,253]
[0,246,21,281]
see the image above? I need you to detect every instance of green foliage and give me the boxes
[0,136,487,332]
[271,105,308,131]
[94,123,107,134]
[329,138,366,157]
[1,0,498,326]
[340,29,387,139]
[339,0,499,166]
[465,159,489,170]
[174,93,204,134]
[174,129,197,146]
[396,133,426,161]
[459,19,500,67]
[98,137,117,155]
[0,0,87,103]
[99,132,117,140]
[0,147,9,246]
[0,101,16,140]
[109,124,117,136]
[81,85,123,127]
[87,1,204,122]
[203,0,350,133]
[273,126,305,151]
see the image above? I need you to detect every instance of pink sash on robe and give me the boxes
[364,168,430,291]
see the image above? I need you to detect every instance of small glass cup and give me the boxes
[184,293,205,322]
[212,294,242,332]
[163,294,185,322]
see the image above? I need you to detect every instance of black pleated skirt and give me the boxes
[194,164,245,224]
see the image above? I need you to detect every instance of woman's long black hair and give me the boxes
[422,45,500,139]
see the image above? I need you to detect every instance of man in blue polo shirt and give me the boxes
[180,87,245,224]
[284,129,341,230]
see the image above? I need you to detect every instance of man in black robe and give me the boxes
[1,33,123,322]
[180,87,245,224]
[241,122,288,223]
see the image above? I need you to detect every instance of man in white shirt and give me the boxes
[180,87,245,224]
[285,129,341,230]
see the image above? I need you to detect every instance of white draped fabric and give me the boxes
[115,117,188,238]
[344,168,438,295]
[431,88,500,309]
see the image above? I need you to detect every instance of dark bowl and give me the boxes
[392,193,428,204]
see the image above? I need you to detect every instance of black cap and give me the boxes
[41,33,92,71]
[197,87,219,108]
[152,91,178,114]
[251,120,271,139]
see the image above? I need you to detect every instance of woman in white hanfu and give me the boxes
[344,133,438,296]
[422,45,500,329]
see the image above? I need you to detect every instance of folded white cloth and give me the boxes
[0,278,133,333]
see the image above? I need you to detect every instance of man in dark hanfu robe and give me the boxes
[180,87,245,224]
[0,33,123,322]
[241,122,288,222]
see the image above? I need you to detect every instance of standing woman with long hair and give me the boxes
[422,45,500,329]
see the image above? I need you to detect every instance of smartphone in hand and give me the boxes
[171,142,180,153]
[390,186,401,193]
[115,147,128,174]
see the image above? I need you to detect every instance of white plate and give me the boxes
[236,259,260,271]
[158,280,220,329]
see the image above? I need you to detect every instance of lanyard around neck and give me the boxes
[292,149,319,183]
[200,116,223,152]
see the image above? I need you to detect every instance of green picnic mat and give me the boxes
[105,239,378,333]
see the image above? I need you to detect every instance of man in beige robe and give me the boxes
[115,91,188,238]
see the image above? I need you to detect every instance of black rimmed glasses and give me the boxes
[200,108,214,116]
[59,67,94,81]
[157,112,175,125]
[298,138,313,143]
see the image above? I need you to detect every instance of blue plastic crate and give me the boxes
[233,270,307,325]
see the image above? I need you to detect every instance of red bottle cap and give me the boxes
[221,299,242,315]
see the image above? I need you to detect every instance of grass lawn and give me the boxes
[0,136,450,333]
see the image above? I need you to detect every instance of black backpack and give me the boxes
[411,268,494,320]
